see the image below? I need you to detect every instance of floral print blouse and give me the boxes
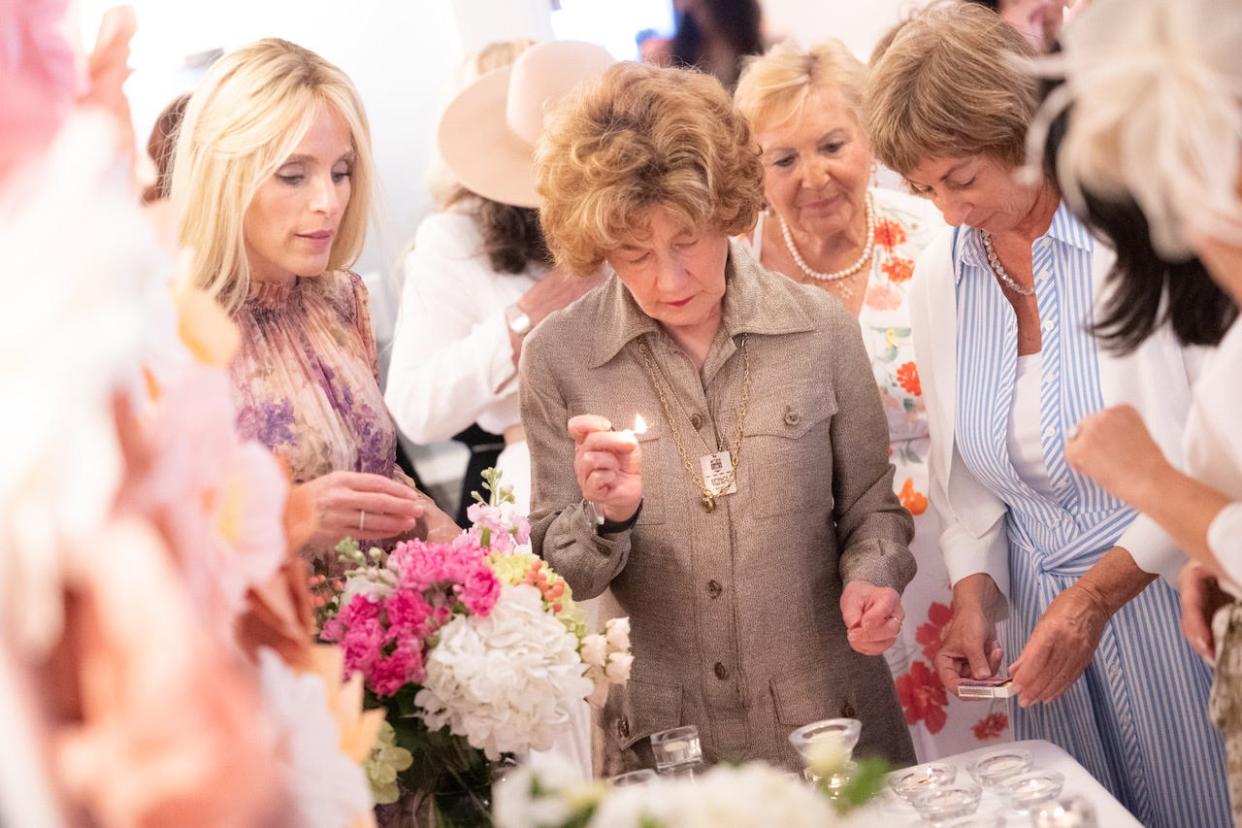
[229,270,396,485]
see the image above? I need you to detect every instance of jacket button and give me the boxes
[617,716,630,739]
[714,662,729,680]
[690,412,704,430]
[784,407,801,426]
[840,700,856,718]
[707,579,723,599]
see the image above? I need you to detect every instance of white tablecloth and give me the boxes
[874,739,1141,826]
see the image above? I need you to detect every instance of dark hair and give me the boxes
[447,190,550,275]
[142,93,190,204]
[669,0,763,88]
[964,0,1000,10]
[1040,75,1237,352]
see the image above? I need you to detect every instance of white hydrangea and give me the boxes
[416,584,593,759]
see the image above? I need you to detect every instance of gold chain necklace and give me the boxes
[637,335,751,513]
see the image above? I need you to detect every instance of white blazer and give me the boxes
[910,226,1202,596]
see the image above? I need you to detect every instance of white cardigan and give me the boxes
[910,226,1202,597]
[385,210,543,444]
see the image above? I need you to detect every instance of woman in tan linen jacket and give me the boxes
[520,61,917,773]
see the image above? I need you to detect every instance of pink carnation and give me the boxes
[369,646,423,697]
[460,566,500,616]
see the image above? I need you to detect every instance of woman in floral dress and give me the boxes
[735,40,1010,758]
[172,39,457,564]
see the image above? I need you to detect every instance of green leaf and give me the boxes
[834,757,889,812]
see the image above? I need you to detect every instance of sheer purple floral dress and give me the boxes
[228,270,411,563]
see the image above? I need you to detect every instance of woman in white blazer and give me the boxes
[1024,0,1242,819]
[866,5,1230,826]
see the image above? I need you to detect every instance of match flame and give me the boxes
[632,414,648,435]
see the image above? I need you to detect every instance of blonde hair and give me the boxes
[171,38,374,314]
[735,39,867,133]
[536,62,763,274]
[1028,0,1242,257]
[426,39,536,209]
[865,1,1037,176]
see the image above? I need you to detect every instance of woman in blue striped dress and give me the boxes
[865,5,1230,826]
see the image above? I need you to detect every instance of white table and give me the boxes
[874,739,1141,826]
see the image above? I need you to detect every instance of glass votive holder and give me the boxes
[788,718,862,761]
[998,770,1065,810]
[887,762,957,801]
[1031,794,1099,827]
[650,725,703,775]
[610,768,657,787]
[966,748,1034,787]
[909,782,983,822]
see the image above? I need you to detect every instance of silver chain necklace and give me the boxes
[980,230,1036,297]
[778,192,875,297]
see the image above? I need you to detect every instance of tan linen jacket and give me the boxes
[520,240,916,771]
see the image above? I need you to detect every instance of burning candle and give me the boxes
[629,414,648,436]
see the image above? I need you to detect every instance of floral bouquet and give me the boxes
[318,470,632,825]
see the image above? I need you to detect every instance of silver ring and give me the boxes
[358,510,366,532]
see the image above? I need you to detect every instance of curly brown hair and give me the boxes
[445,189,550,274]
[536,62,763,274]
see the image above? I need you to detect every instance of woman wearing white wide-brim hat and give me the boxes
[386,40,614,519]
[384,39,615,780]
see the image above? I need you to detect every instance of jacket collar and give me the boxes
[588,238,815,368]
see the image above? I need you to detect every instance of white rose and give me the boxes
[604,651,633,684]
[604,617,631,652]
[580,633,608,668]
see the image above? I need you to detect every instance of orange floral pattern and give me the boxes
[915,601,953,663]
[897,362,922,396]
[972,712,1010,741]
[899,477,928,516]
[874,217,908,250]
[895,660,948,734]
[882,257,915,284]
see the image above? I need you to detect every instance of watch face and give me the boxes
[507,307,532,335]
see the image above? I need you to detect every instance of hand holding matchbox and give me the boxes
[957,676,1017,700]
[567,413,646,528]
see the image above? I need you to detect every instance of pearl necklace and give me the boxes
[980,230,1036,297]
[778,192,875,297]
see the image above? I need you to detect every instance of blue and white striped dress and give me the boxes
[952,206,1230,827]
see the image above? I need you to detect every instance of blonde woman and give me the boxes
[524,61,916,774]
[172,39,456,561]
[866,5,1228,824]
[735,43,972,759]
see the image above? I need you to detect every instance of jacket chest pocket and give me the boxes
[568,398,667,527]
[741,386,837,519]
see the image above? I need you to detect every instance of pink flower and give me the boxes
[369,648,421,697]
[460,567,500,616]
[384,589,432,639]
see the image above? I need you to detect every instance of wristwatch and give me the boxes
[505,304,532,337]
[585,499,643,535]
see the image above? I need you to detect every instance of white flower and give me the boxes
[257,649,374,828]
[604,617,631,652]
[416,584,593,759]
[493,755,603,828]
[580,634,608,668]
[590,762,844,828]
[604,652,633,684]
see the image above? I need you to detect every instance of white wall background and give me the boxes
[82,0,915,286]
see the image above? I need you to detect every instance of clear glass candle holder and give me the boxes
[966,748,1034,787]
[910,782,983,822]
[998,770,1065,810]
[887,762,957,801]
[1031,795,1099,827]
[787,718,862,761]
[650,725,703,774]
[610,768,657,787]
